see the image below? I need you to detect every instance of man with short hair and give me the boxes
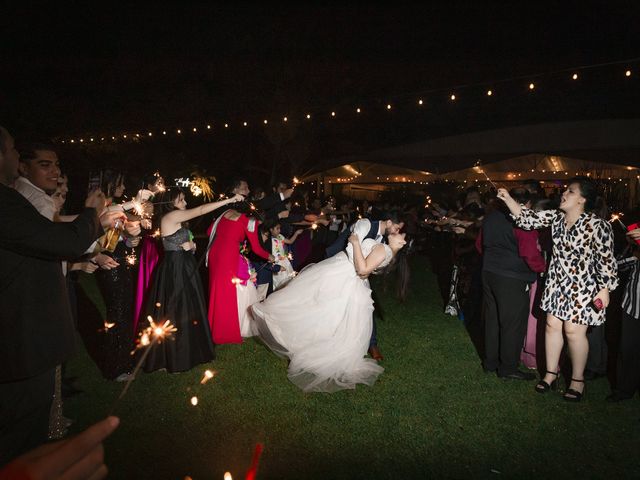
[13,142,61,221]
[0,126,116,466]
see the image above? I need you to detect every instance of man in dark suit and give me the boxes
[0,126,120,466]
[324,212,404,361]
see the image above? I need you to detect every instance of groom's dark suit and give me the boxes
[324,219,384,349]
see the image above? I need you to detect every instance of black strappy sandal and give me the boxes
[563,378,585,402]
[535,370,559,394]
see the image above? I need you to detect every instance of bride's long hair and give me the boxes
[383,238,412,302]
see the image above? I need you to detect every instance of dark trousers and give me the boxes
[482,270,530,376]
[617,312,640,398]
[0,368,55,466]
[586,325,608,375]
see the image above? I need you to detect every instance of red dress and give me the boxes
[207,214,271,344]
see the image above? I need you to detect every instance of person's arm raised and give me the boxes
[164,194,244,225]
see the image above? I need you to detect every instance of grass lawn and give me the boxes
[66,255,640,479]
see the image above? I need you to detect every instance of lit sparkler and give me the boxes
[287,252,294,261]
[474,160,498,189]
[190,396,198,406]
[126,251,138,265]
[152,229,161,238]
[108,316,177,414]
[232,277,242,285]
[102,321,115,332]
[610,212,627,230]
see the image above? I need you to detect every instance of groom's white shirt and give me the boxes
[351,218,384,243]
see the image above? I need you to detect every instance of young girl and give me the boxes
[267,220,304,290]
[140,189,243,373]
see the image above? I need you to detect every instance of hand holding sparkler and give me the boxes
[496,188,523,218]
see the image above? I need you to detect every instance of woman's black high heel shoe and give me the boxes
[563,378,585,402]
[535,370,559,393]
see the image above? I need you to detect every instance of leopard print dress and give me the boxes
[514,208,618,325]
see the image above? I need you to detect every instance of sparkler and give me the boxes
[126,251,138,266]
[102,321,115,332]
[474,160,498,189]
[287,252,294,261]
[610,212,627,230]
[108,316,177,414]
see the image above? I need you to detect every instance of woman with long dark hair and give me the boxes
[498,177,618,401]
[140,188,242,373]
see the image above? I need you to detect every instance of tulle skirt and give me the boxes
[251,252,383,392]
[140,251,214,373]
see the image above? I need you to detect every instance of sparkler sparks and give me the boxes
[610,212,627,229]
[126,252,138,265]
[102,321,115,332]
[109,315,177,414]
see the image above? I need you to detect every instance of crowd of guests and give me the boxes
[425,181,639,403]
[1,121,639,476]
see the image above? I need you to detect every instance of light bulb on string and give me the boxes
[148,132,152,136]
[192,127,197,132]
[243,122,248,127]
[177,129,181,134]
[207,124,211,129]
[572,73,578,80]
[487,90,492,96]
[529,83,535,90]
[386,104,392,110]
[331,111,335,117]
[626,70,632,77]
[263,119,268,124]
[224,123,229,128]
[450,94,456,101]
[90,138,94,142]
[162,130,166,135]
[306,114,311,119]
[356,107,361,113]
[283,116,288,122]
[418,99,423,105]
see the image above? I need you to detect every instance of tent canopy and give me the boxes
[439,154,640,182]
[301,161,432,185]
[315,119,640,174]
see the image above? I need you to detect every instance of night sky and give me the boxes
[2,3,640,178]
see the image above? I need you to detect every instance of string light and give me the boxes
[283,116,288,122]
[58,60,640,144]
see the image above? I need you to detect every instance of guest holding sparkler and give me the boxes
[497,177,618,402]
[265,219,304,291]
[0,125,122,466]
[141,188,243,372]
[93,171,141,381]
[206,180,274,344]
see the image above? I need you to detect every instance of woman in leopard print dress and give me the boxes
[498,178,618,401]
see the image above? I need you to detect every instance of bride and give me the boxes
[251,232,408,392]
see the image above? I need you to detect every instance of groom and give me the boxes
[325,211,404,361]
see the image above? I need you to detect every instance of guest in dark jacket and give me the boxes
[478,189,544,380]
[0,126,113,466]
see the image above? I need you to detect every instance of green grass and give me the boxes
[67,256,640,479]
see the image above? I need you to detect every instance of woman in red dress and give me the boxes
[207,207,274,344]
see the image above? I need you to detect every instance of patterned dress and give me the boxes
[514,208,618,325]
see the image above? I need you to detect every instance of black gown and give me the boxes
[140,227,214,373]
[95,241,135,380]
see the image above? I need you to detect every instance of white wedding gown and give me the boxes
[251,239,392,392]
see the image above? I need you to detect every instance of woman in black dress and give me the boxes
[140,188,242,373]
